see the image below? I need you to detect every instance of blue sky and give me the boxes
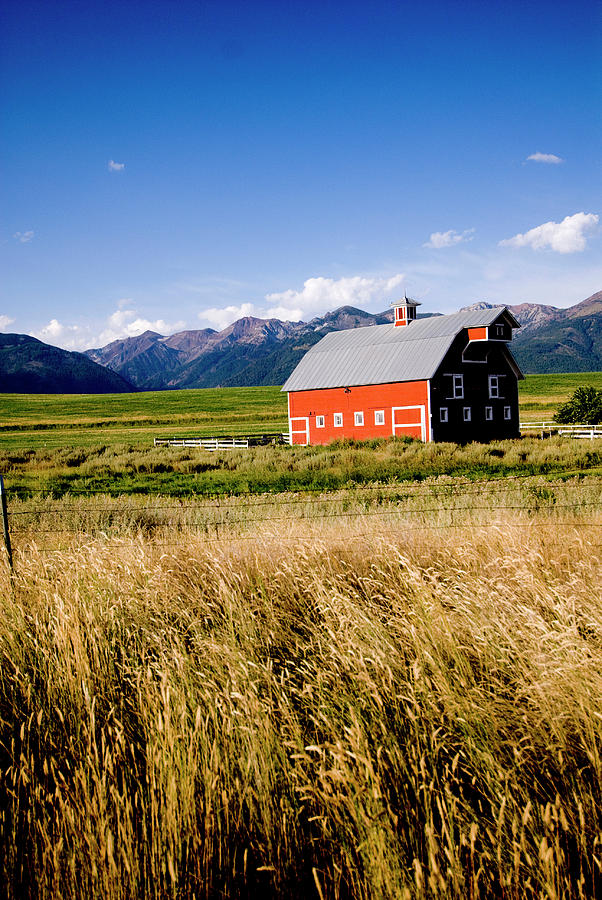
[1,0,601,349]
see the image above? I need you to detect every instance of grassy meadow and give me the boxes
[518,371,602,419]
[1,373,602,898]
[2,497,602,899]
[1,435,602,498]
[1,371,601,455]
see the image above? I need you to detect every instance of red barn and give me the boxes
[282,299,523,445]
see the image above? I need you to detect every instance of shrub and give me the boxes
[555,386,602,425]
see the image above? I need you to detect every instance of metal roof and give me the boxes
[281,306,519,392]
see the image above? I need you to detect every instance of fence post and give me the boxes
[0,475,13,571]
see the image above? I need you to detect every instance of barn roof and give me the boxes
[281,306,520,392]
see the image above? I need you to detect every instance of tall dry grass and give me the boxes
[6,474,602,547]
[1,508,602,898]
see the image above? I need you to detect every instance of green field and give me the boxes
[1,374,601,497]
[1,372,601,452]
[0,386,288,450]
[518,371,602,418]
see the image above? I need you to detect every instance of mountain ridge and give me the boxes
[83,293,602,387]
[3,294,600,393]
[0,333,135,393]
[84,306,392,390]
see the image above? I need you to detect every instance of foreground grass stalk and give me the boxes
[1,516,601,898]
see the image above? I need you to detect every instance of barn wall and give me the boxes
[288,381,430,445]
[430,337,521,442]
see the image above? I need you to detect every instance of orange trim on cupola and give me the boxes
[391,296,422,327]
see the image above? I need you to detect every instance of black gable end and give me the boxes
[430,331,520,442]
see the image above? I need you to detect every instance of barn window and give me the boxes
[488,375,501,398]
[440,407,448,423]
[485,406,493,421]
[496,324,504,337]
[354,411,364,426]
[333,413,343,427]
[504,406,511,420]
[463,407,471,422]
[453,375,464,398]
[316,415,325,428]
[374,410,385,425]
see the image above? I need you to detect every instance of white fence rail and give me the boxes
[154,438,249,451]
[520,422,602,439]
[154,433,292,451]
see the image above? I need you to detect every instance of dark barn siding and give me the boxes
[430,335,520,443]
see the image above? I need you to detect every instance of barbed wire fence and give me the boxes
[2,470,602,563]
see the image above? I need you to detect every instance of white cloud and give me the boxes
[35,319,85,346]
[265,304,305,321]
[264,274,405,321]
[499,212,599,254]
[526,152,564,164]
[31,305,185,351]
[198,303,256,330]
[108,160,125,172]
[194,274,406,330]
[0,315,15,331]
[423,229,475,249]
[98,307,185,344]
[13,230,34,243]
[39,319,64,339]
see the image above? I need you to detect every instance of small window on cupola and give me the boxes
[391,295,422,327]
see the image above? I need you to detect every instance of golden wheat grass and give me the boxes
[1,510,602,898]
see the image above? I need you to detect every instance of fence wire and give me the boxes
[2,471,601,560]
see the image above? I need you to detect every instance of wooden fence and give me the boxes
[154,432,292,450]
[520,422,602,439]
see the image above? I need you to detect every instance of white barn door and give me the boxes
[289,416,310,445]
[391,405,426,442]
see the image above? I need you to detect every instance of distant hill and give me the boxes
[0,333,135,393]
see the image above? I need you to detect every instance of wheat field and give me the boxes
[1,485,602,899]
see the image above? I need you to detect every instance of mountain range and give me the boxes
[510,291,602,373]
[85,291,602,389]
[84,306,398,391]
[1,292,600,393]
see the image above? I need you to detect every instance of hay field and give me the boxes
[2,482,602,899]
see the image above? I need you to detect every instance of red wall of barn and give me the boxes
[288,381,430,445]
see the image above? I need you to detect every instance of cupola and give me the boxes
[391,295,421,327]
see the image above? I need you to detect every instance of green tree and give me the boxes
[555,386,602,425]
